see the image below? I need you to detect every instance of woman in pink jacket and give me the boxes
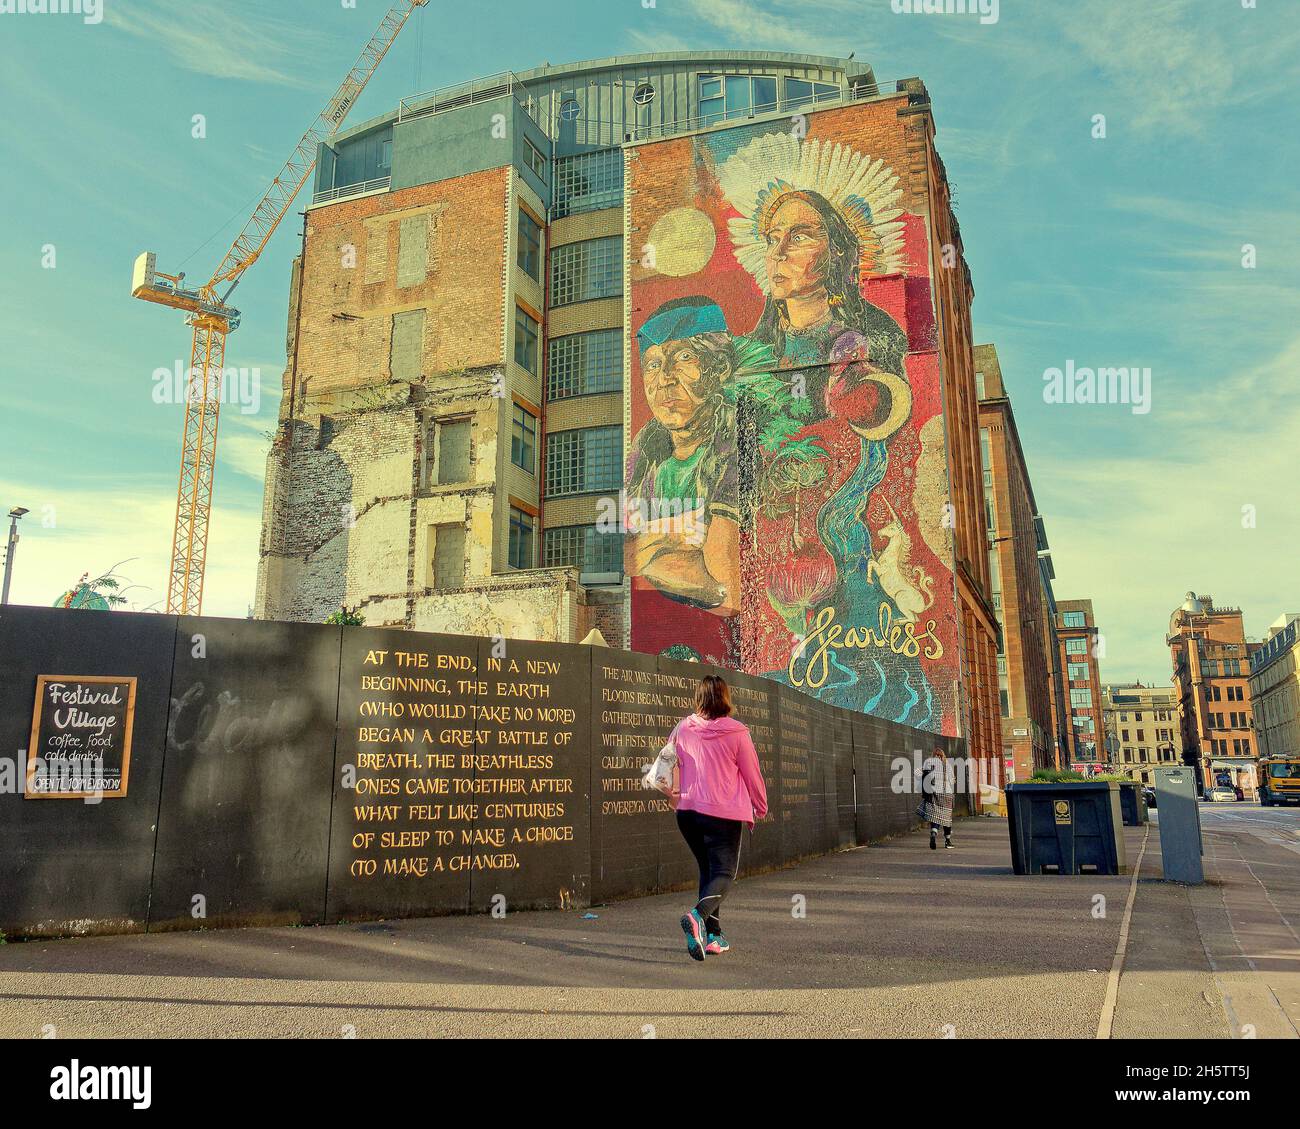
[672,675,769,961]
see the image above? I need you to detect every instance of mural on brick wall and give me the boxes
[625,105,960,736]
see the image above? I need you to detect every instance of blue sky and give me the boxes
[1,0,1297,684]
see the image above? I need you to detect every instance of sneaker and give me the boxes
[680,909,707,961]
[944,839,954,849]
[705,933,731,954]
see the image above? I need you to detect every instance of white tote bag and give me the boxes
[640,736,679,797]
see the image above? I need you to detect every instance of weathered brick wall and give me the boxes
[290,168,510,407]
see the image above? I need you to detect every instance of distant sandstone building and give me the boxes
[254,51,1001,783]
[1249,612,1300,761]
[1100,683,1182,785]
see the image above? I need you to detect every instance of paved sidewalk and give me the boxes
[0,814,1294,1038]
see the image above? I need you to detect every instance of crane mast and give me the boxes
[132,0,430,615]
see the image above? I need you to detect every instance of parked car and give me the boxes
[1207,785,1237,802]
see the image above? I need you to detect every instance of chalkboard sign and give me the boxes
[26,675,136,799]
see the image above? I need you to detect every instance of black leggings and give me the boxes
[676,809,743,934]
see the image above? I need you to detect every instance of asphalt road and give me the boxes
[1,810,1296,1039]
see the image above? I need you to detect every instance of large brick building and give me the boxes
[1055,598,1104,768]
[254,52,1000,788]
[1168,592,1260,796]
[975,343,1058,783]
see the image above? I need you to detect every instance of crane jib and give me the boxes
[138,0,429,616]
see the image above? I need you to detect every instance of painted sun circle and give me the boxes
[644,207,716,277]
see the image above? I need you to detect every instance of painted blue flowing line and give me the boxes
[823,648,857,694]
[895,666,921,724]
[919,679,934,729]
[817,437,887,562]
[864,658,888,713]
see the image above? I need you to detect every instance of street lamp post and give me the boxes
[2,507,29,605]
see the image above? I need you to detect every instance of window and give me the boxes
[559,98,581,122]
[553,150,623,217]
[548,329,622,399]
[514,306,539,374]
[391,309,425,382]
[431,523,466,590]
[785,77,839,109]
[433,418,471,485]
[633,82,656,105]
[508,507,535,570]
[511,403,536,473]
[550,237,622,306]
[976,370,986,399]
[397,213,430,287]
[546,426,622,497]
[1070,689,1092,708]
[544,524,624,576]
[517,210,542,281]
[1065,638,1088,655]
[1063,611,1086,628]
[379,139,393,171]
[1068,663,1088,682]
[1137,729,1145,742]
[1121,730,1130,742]
[699,74,779,126]
[523,137,547,182]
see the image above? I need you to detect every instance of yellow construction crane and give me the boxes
[132,0,430,615]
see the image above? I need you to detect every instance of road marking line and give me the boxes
[1096,822,1149,1040]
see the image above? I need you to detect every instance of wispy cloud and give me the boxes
[0,476,263,619]
[106,1,329,87]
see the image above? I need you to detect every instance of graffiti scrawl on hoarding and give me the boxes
[626,104,960,736]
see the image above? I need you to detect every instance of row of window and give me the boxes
[1065,637,1089,655]
[432,514,622,581]
[428,408,538,484]
[481,512,624,575]
[546,425,622,497]
[553,150,624,218]
[548,74,843,132]
[1206,683,1245,702]
[1120,729,1175,743]
[1209,712,1251,730]
[1208,738,1253,757]
[551,236,622,307]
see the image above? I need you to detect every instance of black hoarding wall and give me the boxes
[326,627,478,923]
[832,708,856,849]
[466,636,591,914]
[0,606,177,937]
[0,609,970,938]
[150,617,341,931]
[723,666,781,879]
[589,648,684,903]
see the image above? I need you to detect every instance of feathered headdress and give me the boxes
[716,132,907,291]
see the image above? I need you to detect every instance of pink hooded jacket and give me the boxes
[672,713,769,826]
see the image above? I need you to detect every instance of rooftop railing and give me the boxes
[311,176,391,206]
[398,70,543,128]
[625,83,877,143]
